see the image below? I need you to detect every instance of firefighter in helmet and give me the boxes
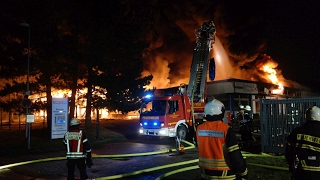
[237,105,245,122]
[244,105,253,131]
[240,105,254,147]
[63,118,93,180]
[285,106,320,180]
[196,99,248,179]
[231,105,245,131]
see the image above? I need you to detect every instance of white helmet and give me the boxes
[204,99,225,116]
[306,106,320,121]
[70,118,81,126]
[239,105,245,110]
[245,105,251,111]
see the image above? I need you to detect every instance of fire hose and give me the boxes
[0,140,289,179]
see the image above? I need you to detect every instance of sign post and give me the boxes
[26,115,34,149]
[22,98,32,149]
[51,98,68,140]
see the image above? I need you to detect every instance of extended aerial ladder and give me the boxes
[174,21,216,153]
[186,21,216,135]
[187,21,216,103]
[187,22,215,103]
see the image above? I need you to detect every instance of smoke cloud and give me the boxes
[140,0,306,90]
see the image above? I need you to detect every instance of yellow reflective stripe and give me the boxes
[199,162,229,169]
[300,160,320,171]
[302,167,320,171]
[228,144,239,152]
[240,168,248,176]
[199,158,229,169]
[297,134,320,144]
[199,158,227,163]
[296,143,320,153]
[222,170,227,176]
[201,173,236,179]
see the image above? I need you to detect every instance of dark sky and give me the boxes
[264,1,320,90]
[2,0,319,91]
[140,0,320,92]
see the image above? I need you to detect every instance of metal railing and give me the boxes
[260,97,320,154]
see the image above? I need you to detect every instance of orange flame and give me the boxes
[261,64,284,94]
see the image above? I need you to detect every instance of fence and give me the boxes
[260,97,320,154]
[0,110,47,131]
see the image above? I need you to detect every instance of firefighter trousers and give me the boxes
[67,158,88,180]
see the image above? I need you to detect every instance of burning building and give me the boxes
[140,1,319,118]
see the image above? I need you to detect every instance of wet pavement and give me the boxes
[0,138,202,180]
[0,120,261,180]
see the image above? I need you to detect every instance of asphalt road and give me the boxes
[0,119,202,180]
[100,119,202,179]
[0,119,260,179]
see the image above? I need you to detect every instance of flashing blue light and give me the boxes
[145,94,152,99]
[143,122,148,126]
[153,122,158,126]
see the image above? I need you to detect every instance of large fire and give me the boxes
[143,35,286,95]
[261,64,284,94]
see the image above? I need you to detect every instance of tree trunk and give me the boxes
[69,72,77,120]
[45,75,52,137]
[85,67,93,127]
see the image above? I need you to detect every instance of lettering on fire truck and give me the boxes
[142,116,160,119]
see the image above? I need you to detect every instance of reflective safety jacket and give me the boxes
[63,129,91,159]
[285,121,320,179]
[196,120,248,179]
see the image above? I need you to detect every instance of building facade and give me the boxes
[206,78,319,122]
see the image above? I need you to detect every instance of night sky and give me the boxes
[140,0,320,92]
[1,0,320,91]
[264,1,320,90]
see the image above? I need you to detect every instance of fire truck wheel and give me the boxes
[177,125,187,140]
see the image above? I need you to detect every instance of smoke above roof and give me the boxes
[140,0,307,90]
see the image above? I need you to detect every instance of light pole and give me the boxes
[20,23,30,94]
[19,22,31,149]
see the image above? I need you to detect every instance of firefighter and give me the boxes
[196,99,248,180]
[63,118,93,180]
[240,105,254,147]
[200,20,210,39]
[285,106,320,180]
[244,105,253,132]
[231,105,245,131]
[242,105,253,141]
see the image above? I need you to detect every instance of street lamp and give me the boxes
[19,22,31,149]
[19,23,30,95]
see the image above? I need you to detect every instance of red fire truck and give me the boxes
[139,21,216,141]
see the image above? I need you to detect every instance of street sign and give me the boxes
[22,98,32,108]
[26,114,34,123]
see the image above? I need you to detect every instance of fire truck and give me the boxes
[139,21,216,141]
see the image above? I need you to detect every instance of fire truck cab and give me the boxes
[139,85,191,139]
[139,20,216,141]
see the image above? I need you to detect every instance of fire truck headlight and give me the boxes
[161,123,164,127]
[139,129,143,134]
[159,130,166,135]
